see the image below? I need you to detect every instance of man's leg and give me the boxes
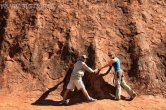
[62,79,74,101]
[63,89,70,101]
[115,72,122,100]
[115,83,121,100]
[60,89,71,105]
[121,79,136,99]
[75,79,96,101]
[80,88,91,100]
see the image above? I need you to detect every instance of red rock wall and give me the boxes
[0,0,166,98]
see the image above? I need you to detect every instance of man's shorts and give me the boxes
[67,79,85,91]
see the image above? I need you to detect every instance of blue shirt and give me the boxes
[112,57,121,72]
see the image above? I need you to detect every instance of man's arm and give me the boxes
[99,59,115,70]
[82,62,97,73]
[100,66,112,76]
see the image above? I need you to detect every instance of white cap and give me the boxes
[81,55,88,59]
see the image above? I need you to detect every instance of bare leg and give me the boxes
[63,89,70,101]
[80,88,91,100]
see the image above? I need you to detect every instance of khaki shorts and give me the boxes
[67,79,85,91]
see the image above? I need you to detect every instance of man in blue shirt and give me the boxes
[99,51,136,100]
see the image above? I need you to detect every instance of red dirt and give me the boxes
[0,94,166,110]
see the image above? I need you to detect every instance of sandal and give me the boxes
[59,99,70,105]
[87,97,97,102]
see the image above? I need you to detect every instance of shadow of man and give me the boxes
[32,64,73,106]
[31,81,64,106]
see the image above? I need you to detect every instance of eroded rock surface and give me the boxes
[0,0,165,101]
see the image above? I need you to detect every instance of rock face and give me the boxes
[0,0,166,101]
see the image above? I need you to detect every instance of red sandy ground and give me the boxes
[0,94,166,110]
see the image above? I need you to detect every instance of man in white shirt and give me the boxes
[61,55,98,104]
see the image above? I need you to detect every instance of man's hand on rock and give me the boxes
[94,69,99,74]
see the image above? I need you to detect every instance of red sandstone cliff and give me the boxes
[0,0,166,102]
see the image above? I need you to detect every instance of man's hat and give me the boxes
[81,55,88,59]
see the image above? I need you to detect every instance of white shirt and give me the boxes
[70,61,94,80]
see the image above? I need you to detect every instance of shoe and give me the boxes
[114,97,120,101]
[87,97,97,102]
[59,99,70,105]
[130,93,137,100]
